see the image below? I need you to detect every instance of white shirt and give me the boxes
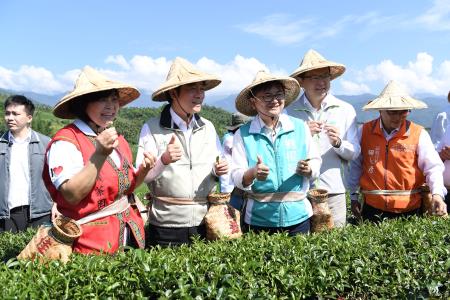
[46,119,123,189]
[135,107,223,183]
[7,130,31,209]
[436,122,450,186]
[220,133,235,193]
[430,107,450,147]
[231,112,321,193]
[286,93,360,194]
[347,119,446,201]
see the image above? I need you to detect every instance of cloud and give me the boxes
[0,55,284,98]
[339,80,371,94]
[351,52,450,95]
[238,14,314,45]
[105,55,130,70]
[0,65,71,95]
[238,12,403,45]
[415,0,450,31]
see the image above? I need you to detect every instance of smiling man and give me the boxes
[0,95,53,232]
[348,81,447,221]
[136,57,228,246]
[286,49,360,227]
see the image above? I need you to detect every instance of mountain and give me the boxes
[1,88,447,129]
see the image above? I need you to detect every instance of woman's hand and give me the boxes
[95,127,119,156]
[135,152,157,188]
[296,159,312,177]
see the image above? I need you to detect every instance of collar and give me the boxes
[302,93,340,111]
[73,119,97,137]
[248,111,294,134]
[372,117,411,137]
[8,129,32,144]
[159,104,205,131]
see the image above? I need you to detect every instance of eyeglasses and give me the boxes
[302,74,332,81]
[385,110,411,116]
[250,90,286,103]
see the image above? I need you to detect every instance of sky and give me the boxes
[1,0,450,104]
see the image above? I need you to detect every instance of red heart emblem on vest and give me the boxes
[52,166,63,176]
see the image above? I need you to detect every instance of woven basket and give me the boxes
[307,189,334,232]
[50,216,82,244]
[205,193,242,240]
[207,193,231,205]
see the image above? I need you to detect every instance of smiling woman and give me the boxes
[41,66,156,255]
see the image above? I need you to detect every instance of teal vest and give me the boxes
[240,117,310,227]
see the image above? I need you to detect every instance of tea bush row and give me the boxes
[0,217,448,299]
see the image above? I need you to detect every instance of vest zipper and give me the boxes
[384,141,389,210]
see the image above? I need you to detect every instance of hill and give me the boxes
[0,92,232,160]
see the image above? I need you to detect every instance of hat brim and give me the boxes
[225,124,243,131]
[152,77,221,102]
[290,63,346,85]
[362,96,428,111]
[235,77,300,117]
[53,85,140,119]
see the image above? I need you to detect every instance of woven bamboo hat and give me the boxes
[225,112,251,131]
[363,80,427,111]
[152,57,221,102]
[290,49,346,83]
[53,66,140,119]
[235,70,300,116]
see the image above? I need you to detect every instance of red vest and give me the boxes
[360,118,425,213]
[43,124,144,254]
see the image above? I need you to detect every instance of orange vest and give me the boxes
[360,118,425,213]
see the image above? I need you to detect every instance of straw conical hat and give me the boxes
[152,57,221,101]
[225,112,251,131]
[235,70,300,116]
[363,80,427,111]
[290,49,346,83]
[53,66,140,119]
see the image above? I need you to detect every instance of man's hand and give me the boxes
[215,157,229,176]
[307,121,324,135]
[324,124,341,147]
[161,134,182,165]
[431,194,448,216]
[439,146,450,161]
[351,201,362,219]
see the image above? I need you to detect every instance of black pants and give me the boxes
[146,224,207,247]
[0,206,50,233]
[445,189,450,213]
[361,203,420,222]
[243,218,310,236]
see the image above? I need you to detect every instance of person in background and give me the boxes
[136,57,228,247]
[0,95,53,233]
[287,49,360,228]
[433,90,450,213]
[220,112,251,210]
[43,66,155,254]
[348,81,447,221]
[231,70,321,236]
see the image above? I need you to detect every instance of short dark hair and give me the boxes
[250,81,285,96]
[4,95,35,116]
[297,66,331,79]
[69,89,118,122]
